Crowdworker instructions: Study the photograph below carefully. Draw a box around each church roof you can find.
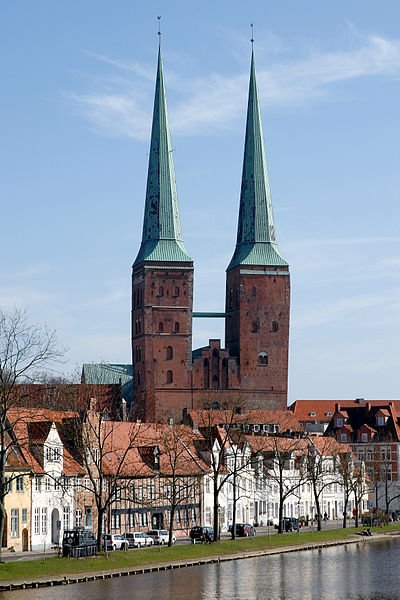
[133,45,192,266]
[228,50,287,270]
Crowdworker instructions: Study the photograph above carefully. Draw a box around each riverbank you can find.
[1,525,399,592]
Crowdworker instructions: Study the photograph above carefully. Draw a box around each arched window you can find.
[252,321,259,333]
[159,322,164,332]
[203,358,209,389]
[258,352,268,366]
[158,286,164,297]
[166,370,173,384]
[271,321,279,332]
[211,349,219,389]
[174,286,180,297]
[252,286,257,297]
[166,346,173,360]
[221,358,228,388]
[174,322,180,333]
[211,402,220,410]
[137,371,141,385]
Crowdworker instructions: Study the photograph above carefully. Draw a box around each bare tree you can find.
[0,308,65,558]
[262,436,307,534]
[156,424,204,546]
[62,398,148,551]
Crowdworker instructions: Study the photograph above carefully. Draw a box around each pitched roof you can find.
[187,409,302,432]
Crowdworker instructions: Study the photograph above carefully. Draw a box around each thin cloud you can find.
[69,32,400,139]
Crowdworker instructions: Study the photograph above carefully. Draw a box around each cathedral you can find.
[131,42,290,422]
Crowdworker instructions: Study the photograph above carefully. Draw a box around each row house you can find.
[326,401,400,513]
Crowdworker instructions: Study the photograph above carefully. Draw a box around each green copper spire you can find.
[227,50,287,270]
[134,45,192,265]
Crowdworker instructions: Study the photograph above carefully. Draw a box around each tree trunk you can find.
[213,477,219,542]
[96,506,105,552]
[231,470,237,540]
[168,504,176,547]
[0,498,5,562]
[313,480,322,531]
[278,492,284,534]
[343,497,348,528]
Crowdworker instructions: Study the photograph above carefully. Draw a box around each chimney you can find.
[121,398,127,422]
[335,403,340,413]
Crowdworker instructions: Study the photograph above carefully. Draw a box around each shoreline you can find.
[0,531,396,593]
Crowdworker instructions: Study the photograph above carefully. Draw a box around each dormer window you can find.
[377,416,385,426]
[309,412,316,417]
[361,432,368,442]
[336,417,343,428]
[325,412,332,417]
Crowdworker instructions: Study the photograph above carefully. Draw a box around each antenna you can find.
[250,23,254,49]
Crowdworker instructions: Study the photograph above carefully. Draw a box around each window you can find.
[63,506,70,530]
[94,447,99,464]
[174,322,180,333]
[11,509,19,538]
[4,477,12,493]
[147,483,155,500]
[16,475,24,492]
[76,477,82,492]
[174,286,180,297]
[159,322,164,332]
[22,508,28,523]
[205,478,211,494]
[258,352,268,365]
[205,507,212,525]
[166,345,173,360]
[137,370,141,386]
[85,447,91,464]
[341,433,347,442]
[361,432,368,442]
[53,447,61,462]
[45,477,51,492]
[129,512,135,528]
[271,321,279,332]
[102,479,107,492]
[252,321,259,333]
[158,286,164,297]
[34,508,40,535]
[54,477,61,491]
[336,418,343,428]
[41,507,48,534]
[377,416,385,426]
[167,370,173,384]
[139,512,148,527]
[75,509,82,527]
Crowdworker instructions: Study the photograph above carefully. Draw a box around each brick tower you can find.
[132,44,194,421]
[225,49,290,409]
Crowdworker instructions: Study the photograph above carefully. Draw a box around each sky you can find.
[1,1,400,405]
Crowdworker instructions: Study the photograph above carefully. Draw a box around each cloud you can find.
[69,31,400,139]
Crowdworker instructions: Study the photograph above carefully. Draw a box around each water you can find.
[2,538,400,600]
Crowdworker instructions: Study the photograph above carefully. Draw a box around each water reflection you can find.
[1,538,399,600]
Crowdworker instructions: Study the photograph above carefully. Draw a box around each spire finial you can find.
[250,23,254,49]
[157,15,162,42]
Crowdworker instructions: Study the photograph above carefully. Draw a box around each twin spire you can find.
[134,39,287,269]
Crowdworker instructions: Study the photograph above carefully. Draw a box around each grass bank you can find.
[1,524,400,583]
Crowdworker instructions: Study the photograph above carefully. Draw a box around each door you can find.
[22,528,29,551]
[51,508,60,545]
[152,513,163,529]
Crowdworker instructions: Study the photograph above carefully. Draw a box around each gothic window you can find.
[258,352,268,366]
[159,286,164,297]
[203,358,209,389]
[252,321,259,333]
[166,346,173,360]
[271,321,279,332]
[252,286,257,297]
[137,371,141,386]
[159,322,164,332]
[167,370,173,384]
[174,322,180,333]
[174,286,180,297]
[229,289,233,309]
[221,358,228,388]
[211,349,219,389]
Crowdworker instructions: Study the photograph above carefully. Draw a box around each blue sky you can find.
[2,1,400,404]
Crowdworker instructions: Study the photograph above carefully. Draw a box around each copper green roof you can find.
[134,46,192,266]
[227,51,287,271]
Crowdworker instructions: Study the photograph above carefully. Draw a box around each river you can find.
[1,537,400,599]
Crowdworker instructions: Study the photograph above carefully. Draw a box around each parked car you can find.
[147,529,176,545]
[103,534,129,551]
[123,532,152,548]
[189,526,214,543]
[282,517,299,532]
[235,523,256,537]
[62,527,97,558]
